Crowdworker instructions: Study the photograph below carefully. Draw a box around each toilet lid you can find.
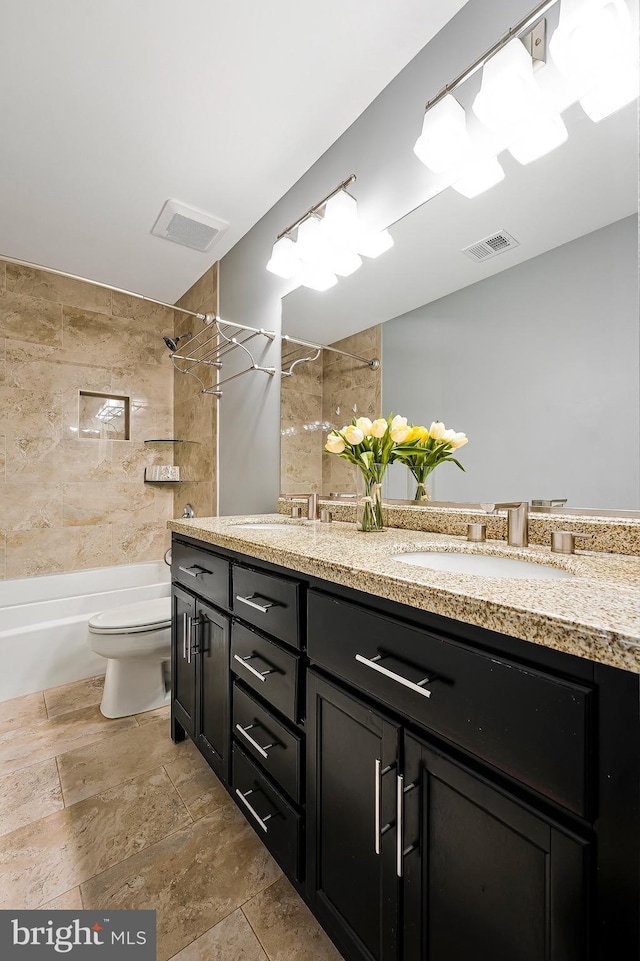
[89,597,171,635]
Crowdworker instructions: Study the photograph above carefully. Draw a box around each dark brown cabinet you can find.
[171,584,230,781]
[170,533,640,961]
[306,670,400,961]
[402,734,590,961]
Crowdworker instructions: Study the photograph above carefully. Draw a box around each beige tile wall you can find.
[172,265,218,519]
[0,260,176,578]
[279,324,382,496]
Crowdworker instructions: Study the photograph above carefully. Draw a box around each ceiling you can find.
[282,100,639,344]
[0,0,469,304]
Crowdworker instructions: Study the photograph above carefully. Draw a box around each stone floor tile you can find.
[0,767,189,909]
[44,675,104,719]
[0,758,63,837]
[243,876,344,961]
[41,886,84,910]
[81,806,281,961]
[0,692,47,734]
[164,742,233,821]
[168,908,268,961]
[57,714,192,806]
[0,704,136,777]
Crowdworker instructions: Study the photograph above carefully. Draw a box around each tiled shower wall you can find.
[0,259,176,578]
[280,324,381,495]
[172,265,218,519]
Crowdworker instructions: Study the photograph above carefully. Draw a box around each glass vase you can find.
[356,463,387,532]
[407,468,432,503]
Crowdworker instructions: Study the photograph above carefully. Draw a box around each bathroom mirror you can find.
[280,99,639,510]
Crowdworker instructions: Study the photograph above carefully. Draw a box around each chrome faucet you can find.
[481,502,529,547]
[282,492,320,520]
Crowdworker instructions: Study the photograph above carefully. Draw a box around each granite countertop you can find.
[168,514,640,674]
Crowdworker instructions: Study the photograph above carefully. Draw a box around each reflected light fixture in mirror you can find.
[266,176,394,291]
[413,0,639,194]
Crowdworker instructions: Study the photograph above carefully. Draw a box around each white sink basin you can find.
[232,523,306,531]
[393,551,574,579]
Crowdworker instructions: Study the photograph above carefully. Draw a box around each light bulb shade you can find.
[266,236,301,279]
[473,38,551,136]
[299,264,338,291]
[550,0,639,118]
[331,248,363,277]
[356,229,394,258]
[451,156,505,198]
[413,95,471,173]
[296,217,337,269]
[321,190,360,244]
[508,112,568,164]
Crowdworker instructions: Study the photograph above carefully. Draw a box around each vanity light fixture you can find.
[266,175,394,290]
[413,0,638,194]
[471,37,568,164]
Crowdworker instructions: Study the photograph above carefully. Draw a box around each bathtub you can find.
[0,561,171,702]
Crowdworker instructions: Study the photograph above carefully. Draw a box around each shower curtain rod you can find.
[0,254,276,339]
[281,334,379,369]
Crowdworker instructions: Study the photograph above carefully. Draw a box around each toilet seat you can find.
[88,597,171,635]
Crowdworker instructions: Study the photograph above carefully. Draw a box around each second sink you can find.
[393,551,574,579]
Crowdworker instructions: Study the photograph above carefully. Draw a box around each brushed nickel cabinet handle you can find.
[374,758,394,855]
[186,613,192,664]
[235,788,273,833]
[178,564,209,578]
[182,612,187,661]
[235,723,276,759]
[355,653,433,699]
[397,773,404,878]
[236,594,276,614]
[233,653,276,683]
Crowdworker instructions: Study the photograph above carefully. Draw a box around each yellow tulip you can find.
[325,433,346,454]
[355,417,373,436]
[344,425,365,445]
[370,418,388,438]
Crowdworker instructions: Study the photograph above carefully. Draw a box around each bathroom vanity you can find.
[168,515,640,961]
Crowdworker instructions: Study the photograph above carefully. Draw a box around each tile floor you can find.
[0,675,344,961]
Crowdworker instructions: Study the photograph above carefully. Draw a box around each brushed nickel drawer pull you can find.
[235,723,276,759]
[235,788,273,833]
[396,776,418,878]
[182,612,187,661]
[235,594,276,614]
[233,653,276,683]
[355,653,433,699]
[178,564,209,578]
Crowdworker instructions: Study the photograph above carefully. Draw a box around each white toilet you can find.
[88,597,172,718]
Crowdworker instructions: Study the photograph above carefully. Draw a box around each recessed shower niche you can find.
[77,390,131,440]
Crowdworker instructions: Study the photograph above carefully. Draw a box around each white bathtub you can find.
[0,561,171,702]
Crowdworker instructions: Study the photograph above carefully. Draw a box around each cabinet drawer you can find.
[233,564,301,649]
[172,540,230,611]
[233,682,302,804]
[231,621,302,723]
[308,590,593,817]
[232,744,302,882]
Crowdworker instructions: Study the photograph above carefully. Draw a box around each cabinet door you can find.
[195,599,230,782]
[307,670,400,961]
[403,734,591,961]
[171,586,196,740]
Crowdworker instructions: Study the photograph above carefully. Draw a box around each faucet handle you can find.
[551,531,593,554]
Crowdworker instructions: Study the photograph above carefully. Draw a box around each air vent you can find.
[151,200,228,252]
[462,229,519,263]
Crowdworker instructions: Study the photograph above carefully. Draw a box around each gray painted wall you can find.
[217,0,535,515]
[383,216,640,509]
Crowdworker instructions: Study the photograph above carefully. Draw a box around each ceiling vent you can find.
[151,200,228,252]
[462,229,519,263]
